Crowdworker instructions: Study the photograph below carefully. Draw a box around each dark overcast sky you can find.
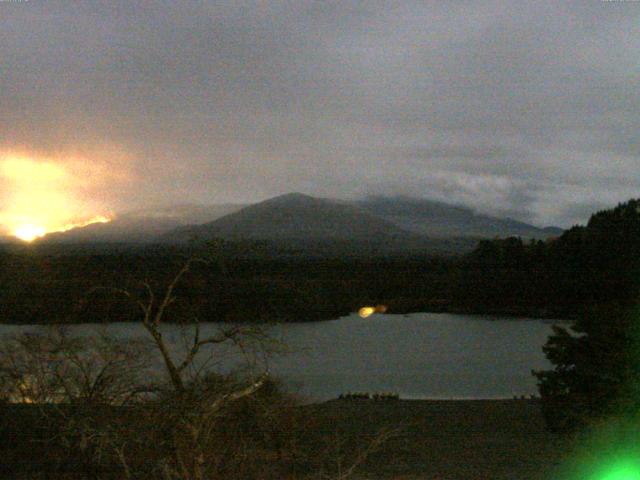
[1,1,639,227]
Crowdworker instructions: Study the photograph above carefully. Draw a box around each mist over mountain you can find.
[355,196,562,239]
[39,204,244,244]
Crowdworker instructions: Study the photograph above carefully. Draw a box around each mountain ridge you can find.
[355,195,562,239]
[162,192,419,244]
[33,193,562,247]
[37,203,245,244]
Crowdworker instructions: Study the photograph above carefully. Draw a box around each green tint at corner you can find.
[554,416,640,480]
[597,460,640,480]
[561,453,640,480]
[552,306,640,480]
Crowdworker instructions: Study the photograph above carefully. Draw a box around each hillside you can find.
[450,198,640,316]
[38,204,244,244]
[355,196,562,239]
[164,193,562,246]
[164,193,422,243]
[30,194,562,247]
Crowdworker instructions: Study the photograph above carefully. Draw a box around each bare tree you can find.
[0,325,153,477]
[0,251,400,480]
[0,326,151,405]
[74,254,274,479]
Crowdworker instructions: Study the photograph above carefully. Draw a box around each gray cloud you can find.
[1,0,639,228]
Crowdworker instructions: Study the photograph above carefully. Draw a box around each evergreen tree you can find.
[534,200,640,431]
[533,304,640,432]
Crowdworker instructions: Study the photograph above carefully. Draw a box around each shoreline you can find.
[0,308,574,326]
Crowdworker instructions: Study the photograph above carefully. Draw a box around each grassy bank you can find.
[301,399,569,479]
[1,399,571,479]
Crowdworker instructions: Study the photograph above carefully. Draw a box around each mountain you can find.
[39,204,244,244]
[354,196,562,239]
[162,193,562,253]
[163,193,419,244]
[37,193,561,249]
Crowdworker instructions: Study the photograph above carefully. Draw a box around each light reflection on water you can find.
[0,312,561,401]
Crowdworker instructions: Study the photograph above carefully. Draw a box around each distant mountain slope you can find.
[355,196,562,239]
[36,193,561,248]
[164,193,421,243]
[39,204,244,244]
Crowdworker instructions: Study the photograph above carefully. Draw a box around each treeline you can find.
[455,199,640,317]
[1,199,639,324]
[0,247,455,323]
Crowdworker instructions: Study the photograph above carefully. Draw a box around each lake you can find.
[0,313,561,401]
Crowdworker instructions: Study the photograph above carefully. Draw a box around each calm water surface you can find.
[0,313,561,401]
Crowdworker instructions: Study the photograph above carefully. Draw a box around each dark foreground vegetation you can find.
[0,399,568,480]
[1,199,640,324]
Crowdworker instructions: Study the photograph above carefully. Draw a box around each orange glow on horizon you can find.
[14,225,47,242]
[12,215,113,242]
[0,151,120,241]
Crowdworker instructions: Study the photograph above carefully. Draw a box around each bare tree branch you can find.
[176,326,244,373]
[152,258,206,327]
[204,372,270,422]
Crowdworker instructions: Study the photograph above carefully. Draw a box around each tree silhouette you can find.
[533,304,640,431]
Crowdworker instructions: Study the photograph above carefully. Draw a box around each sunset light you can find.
[14,225,46,242]
[11,215,113,242]
[0,153,115,241]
